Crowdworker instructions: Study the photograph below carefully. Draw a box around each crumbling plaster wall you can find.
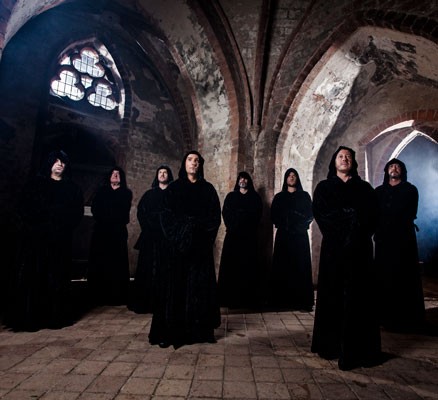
[138,0,231,200]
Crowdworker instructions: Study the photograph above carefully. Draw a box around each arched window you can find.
[50,42,124,116]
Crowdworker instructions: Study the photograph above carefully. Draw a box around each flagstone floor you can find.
[0,276,437,400]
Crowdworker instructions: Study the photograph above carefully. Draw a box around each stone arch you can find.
[189,0,253,187]
[275,15,438,195]
[269,9,438,137]
[362,112,438,266]
[273,22,438,280]
[360,110,438,186]
[276,28,438,196]
[1,0,242,199]
[1,0,251,275]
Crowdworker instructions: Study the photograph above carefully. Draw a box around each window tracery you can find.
[50,44,123,114]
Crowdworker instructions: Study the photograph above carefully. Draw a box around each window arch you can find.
[365,120,438,187]
[50,41,125,117]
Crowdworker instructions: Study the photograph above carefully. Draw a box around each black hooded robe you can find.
[217,188,262,308]
[88,184,132,305]
[130,186,169,313]
[375,180,425,331]
[5,173,84,330]
[311,175,381,369]
[270,190,314,310]
[148,160,221,347]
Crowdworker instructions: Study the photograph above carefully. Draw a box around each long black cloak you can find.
[5,156,84,331]
[375,165,424,331]
[270,189,314,310]
[311,149,381,370]
[149,154,221,348]
[130,166,174,313]
[217,174,262,308]
[88,177,132,306]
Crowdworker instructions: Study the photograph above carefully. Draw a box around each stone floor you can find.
[0,278,437,400]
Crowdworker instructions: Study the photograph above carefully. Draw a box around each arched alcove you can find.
[397,136,438,267]
[277,26,438,195]
[274,26,438,281]
[367,128,438,267]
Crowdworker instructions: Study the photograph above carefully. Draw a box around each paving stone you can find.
[0,290,437,400]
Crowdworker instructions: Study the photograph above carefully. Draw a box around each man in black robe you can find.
[217,171,262,309]
[311,146,382,371]
[149,151,221,348]
[375,158,425,332]
[269,168,314,311]
[88,167,132,306]
[5,150,84,331]
[129,165,174,313]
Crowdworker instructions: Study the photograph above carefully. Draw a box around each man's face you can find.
[238,176,248,189]
[388,163,402,179]
[157,168,169,184]
[286,171,297,187]
[185,154,200,175]
[51,158,65,177]
[110,170,121,185]
[335,149,353,174]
